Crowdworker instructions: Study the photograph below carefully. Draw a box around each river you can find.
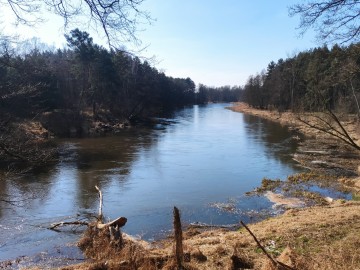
[0,103,302,266]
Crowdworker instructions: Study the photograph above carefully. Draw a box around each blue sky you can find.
[2,0,318,87]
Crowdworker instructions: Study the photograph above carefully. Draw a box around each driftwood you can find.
[96,216,127,229]
[94,185,126,247]
[95,185,127,230]
[49,185,127,235]
[240,221,295,270]
[49,221,89,230]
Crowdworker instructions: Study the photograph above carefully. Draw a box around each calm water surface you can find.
[0,103,301,262]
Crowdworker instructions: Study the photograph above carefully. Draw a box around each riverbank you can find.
[45,103,360,270]
[57,200,360,270]
[228,102,360,143]
[230,102,360,189]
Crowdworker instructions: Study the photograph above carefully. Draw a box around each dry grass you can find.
[58,103,360,270]
[229,102,360,143]
[60,201,360,269]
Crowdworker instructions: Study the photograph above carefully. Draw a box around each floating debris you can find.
[208,202,237,213]
[265,191,305,208]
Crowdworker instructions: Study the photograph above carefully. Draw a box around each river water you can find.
[0,103,302,265]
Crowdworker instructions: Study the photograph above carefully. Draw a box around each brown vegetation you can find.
[59,201,360,270]
[55,103,360,270]
[229,102,360,145]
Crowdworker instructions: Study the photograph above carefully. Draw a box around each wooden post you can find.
[173,206,183,269]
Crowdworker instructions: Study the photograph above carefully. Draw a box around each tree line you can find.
[242,43,360,115]
[197,84,242,104]
[0,29,241,126]
[0,29,242,166]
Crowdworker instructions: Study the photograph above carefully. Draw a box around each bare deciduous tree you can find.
[0,0,151,47]
[289,0,360,44]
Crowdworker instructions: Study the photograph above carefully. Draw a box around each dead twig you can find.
[240,220,295,270]
[240,221,277,266]
[49,221,88,230]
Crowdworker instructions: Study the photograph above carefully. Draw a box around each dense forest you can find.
[0,29,242,166]
[0,29,241,132]
[242,43,360,115]
[197,84,242,104]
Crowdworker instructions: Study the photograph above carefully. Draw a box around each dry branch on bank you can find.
[296,110,360,151]
[240,221,294,270]
[94,185,127,233]
[58,201,360,270]
[49,185,127,237]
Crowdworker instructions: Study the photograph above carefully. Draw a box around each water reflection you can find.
[63,131,158,211]
[242,114,299,165]
[0,103,302,261]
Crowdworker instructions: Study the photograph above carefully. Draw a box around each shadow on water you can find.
[0,128,160,262]
[72,131,159,210]
[242,114,301,165]
[0,104,310,264]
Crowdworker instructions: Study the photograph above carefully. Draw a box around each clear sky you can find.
[1,0,319,87]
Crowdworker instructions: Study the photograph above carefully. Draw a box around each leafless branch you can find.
[1,0,152,48]
[240,221,295,270]
[240,221,278,267]
[94,185,127,229]
[49,221,89,230]
[297,112,360,150]
[289,0,360,44]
